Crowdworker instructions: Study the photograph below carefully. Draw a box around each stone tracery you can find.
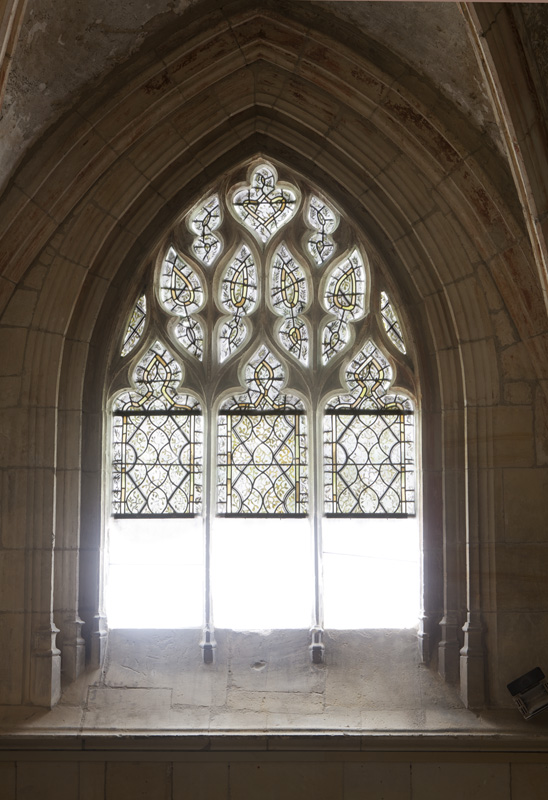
[108,160,416,651]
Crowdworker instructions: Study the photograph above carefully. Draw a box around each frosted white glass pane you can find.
[106,517,203,628]
[211,517,313,629]
[322,517,420,629]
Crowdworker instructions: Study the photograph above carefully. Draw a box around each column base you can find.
[460,616,486,708]
[30,625,61,707]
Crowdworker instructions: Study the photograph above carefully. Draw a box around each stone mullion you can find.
[310,233,325,663]
[309,401,324,664]
[201,327,216,662]
[201,397,215,663]
[201,208,239,661]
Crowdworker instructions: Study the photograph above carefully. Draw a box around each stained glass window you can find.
[380,291,406,354]
[109,159,418,633]
[231,163,298,242]
[121,294,147,357]
[159,247,205,360]
[271,243,309,364]
[322,249,366,363]
[219,243,258,362]
[112,342,202,516]
[218,347,308,516]
[307,195,338,265]
[188,194,222,265]
[324,341,414,516]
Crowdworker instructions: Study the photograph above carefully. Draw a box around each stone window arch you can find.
[104,159,419,661]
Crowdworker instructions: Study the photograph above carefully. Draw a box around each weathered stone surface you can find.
[411,763,511,800]
[173,763,229,800]
[106,762,171,800]
[16,762,79,800]
[229,760,343,800]
[511,764,548,800]
[344,763,411,800]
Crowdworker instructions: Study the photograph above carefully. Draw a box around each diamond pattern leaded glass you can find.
[121,294,147,357]
[231,164,298,243]
[271,243,310,364]
[112,342,202,515]
[307,195,338,265]
[188,194,222,266]
[218,347,308,515]
[324,341,414,515]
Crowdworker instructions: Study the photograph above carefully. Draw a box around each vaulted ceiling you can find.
[0,1,547,349]
[0,1,504,190]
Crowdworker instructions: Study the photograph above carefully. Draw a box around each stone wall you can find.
[0,0,547,740]
[1,748,547,800]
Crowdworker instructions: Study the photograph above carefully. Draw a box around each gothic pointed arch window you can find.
[106,160,419,652]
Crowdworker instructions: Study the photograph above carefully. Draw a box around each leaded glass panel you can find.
[226,346,301,410]
[219,243,258,362]
[112,410,202,515]
[112,342,202,516]
[231,163,298,242]
[324,340,414,516]
[218,411,308,515]
[220,244,257,315]
[322,318,350,364]
[307,195,338,265]
[322,249,366,363]
[219,317,247,362]
[117,341,190,410]
[188,194,222,265]
[160,248,204,316]
[174,317,204,361]
[329,339,394,410]
[271,243,309,364]
[278,317,309,364]
[121,294,147,357]
[323,409,414,515]
[159,248,205,360]
[380,291,406,354]
[218,346,308,515]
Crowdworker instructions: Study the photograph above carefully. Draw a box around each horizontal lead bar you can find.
[325,409,413,416]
